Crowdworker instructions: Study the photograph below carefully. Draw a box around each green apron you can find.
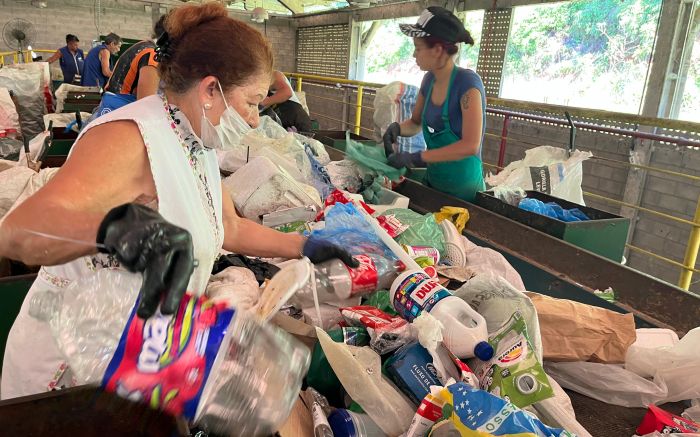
[422,67,485,202]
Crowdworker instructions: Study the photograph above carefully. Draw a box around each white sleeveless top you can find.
[1,94,224,399]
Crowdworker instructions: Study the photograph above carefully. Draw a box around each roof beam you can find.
[277,0,304,14]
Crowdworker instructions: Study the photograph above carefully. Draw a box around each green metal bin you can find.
[475,190,630,262]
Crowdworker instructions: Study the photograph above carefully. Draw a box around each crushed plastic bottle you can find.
[29,269,310,436]
[292,254,405,306]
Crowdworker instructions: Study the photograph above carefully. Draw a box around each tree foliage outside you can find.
[363,12,484,86]
[501,0,662,114]
[678,11,700,122]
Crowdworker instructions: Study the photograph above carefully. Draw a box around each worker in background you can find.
[91,16,167,118]
[46,34,84,85]
[260,70,313,132]
[0,2,355,399]
[383,7,486,202]
[81,33,122,88]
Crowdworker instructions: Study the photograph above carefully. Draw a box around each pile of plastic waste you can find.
[33,124,700,437]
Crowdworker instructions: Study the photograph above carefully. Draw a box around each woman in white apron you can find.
[0,3,354,399]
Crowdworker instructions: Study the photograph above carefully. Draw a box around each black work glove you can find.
[302,237,359,267]
[387,151,426,169]
[97,203,195,319]
[382,122,401,157]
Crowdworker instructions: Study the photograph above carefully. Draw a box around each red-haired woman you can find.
[0,3,354,398]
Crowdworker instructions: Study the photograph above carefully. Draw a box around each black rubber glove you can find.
[97,203,195,319]
[382,122,401,157]
[387,151,426,169]
[302,237,359,267]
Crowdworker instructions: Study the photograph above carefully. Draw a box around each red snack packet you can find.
[636,405,700,435]
[340,305,407,330]
[376,214,409,238]
[316,190,375,221]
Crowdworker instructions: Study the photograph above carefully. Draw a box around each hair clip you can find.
[154,31,174,62]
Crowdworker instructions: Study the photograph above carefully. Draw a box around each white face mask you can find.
[200,80,252,150]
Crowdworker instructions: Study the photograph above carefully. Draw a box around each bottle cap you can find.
[474,341,494,361]
[328,409,356,437]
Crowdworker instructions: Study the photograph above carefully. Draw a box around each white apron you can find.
[1,94,224,399]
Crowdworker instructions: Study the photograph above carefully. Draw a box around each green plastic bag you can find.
[381,208,446,256]
[362,290,399,316]
[345,134,405,182]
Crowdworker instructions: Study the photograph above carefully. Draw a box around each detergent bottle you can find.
[390,269,493,360]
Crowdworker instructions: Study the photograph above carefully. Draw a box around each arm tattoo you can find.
[460,92,471,111]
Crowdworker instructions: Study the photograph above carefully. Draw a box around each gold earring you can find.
[204,103,212,110]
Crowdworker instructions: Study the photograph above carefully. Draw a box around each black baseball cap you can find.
[400,7,473,45]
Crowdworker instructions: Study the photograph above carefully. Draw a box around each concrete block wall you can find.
[0,0,297,73]
[246,18,297,72]
[0,0,151,51]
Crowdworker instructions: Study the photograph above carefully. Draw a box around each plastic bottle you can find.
[293,254,405,306]
[29,269,310,436]
[328,409,385,437]
[389,270,494,361]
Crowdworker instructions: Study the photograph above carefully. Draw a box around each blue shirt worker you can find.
[81,33,122,88]
[46,34,85,84]
[383,7,486,202]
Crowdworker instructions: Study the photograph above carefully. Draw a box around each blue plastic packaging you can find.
[383,342,442,406]
[518,198,590,222]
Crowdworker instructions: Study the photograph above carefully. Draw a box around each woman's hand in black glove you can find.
[302,236,358,267]
[383,122,401,158]
[97,203,195,319]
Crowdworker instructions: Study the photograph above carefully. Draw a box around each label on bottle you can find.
[392,271,452,322]
[311,403,333,437]
[345,254,379,295]
[102,294,234,420]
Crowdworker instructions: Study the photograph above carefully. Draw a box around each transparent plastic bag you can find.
[544,361,669,407]
[28,268,142,384]
[381,208,446,256]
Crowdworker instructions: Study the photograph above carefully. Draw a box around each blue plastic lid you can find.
[328,409,357,437]
[474,341,494,361]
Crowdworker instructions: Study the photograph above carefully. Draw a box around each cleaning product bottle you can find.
[28,268,310,436]
[390,270,493,361]
[293,254,405,306]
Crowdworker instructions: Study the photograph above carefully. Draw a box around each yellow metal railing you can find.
[286,72,700,290]
[0,48,55,66]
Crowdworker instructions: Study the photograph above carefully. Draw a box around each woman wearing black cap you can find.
[383,7,486,202]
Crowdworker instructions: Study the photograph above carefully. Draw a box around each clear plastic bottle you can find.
[29,269,310,436]
[292,254,405,306]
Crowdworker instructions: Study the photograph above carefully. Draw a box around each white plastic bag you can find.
[373,81,426,154]
[625,328,680,378]
[462,235,526,290]
[0,87,20,131]
[532,378,593,437]
[485,146,593,205]
[547,326,700,407]
[316,329,415,435]
[0,67,45,139]
[452,270,542,362]
[545,361,668,407]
